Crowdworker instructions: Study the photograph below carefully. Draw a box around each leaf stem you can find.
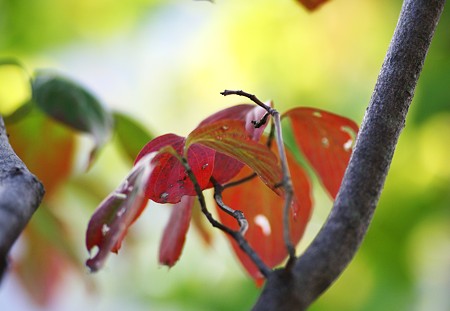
[211,178,248,235]
[221,90,296,260]
[176,155,271,277]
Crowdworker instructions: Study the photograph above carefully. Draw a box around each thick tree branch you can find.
[252,0,446,309]
[0,116,45,281]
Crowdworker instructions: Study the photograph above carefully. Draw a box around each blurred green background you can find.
[0,0,449,310]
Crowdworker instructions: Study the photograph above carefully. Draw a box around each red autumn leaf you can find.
[86,154,153,272]
[159,196,194,267]
[217,146,313,282]
[198,103,269,141]
[135,104,271,203]
[186,119,281,193]
[296,0,330,11]
[283,107,358,198]
[134,134,215,204]
[197,103,270,184]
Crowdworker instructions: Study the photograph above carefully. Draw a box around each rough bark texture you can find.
[252,0,446,310]
[0,116,45,280]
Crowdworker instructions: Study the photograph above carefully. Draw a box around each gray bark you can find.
[253,0,446,309]
[0,116,45,281]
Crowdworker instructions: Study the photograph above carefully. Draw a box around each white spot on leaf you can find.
[313,111,322,118]
[117,207,126,217]
[321,137,330,148]
[343,139,353,151]
[113,193,127,200]
[101,224,110,236]
[254,214,271,236]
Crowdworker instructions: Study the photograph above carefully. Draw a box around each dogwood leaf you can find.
[135,134,215,204]
[86,154,153,272]
[284,107,358,198]
[186,120,281,193]
[218,146,312,282]
[159,196,194,267]
[32,71,113,165]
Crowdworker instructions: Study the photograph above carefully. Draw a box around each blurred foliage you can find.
[0,0,449,310]
[0,0,164,54]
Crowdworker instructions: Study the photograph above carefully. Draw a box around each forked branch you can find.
[221,90,297,261]
[174,154,271,277]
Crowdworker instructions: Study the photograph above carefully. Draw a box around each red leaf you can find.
[296,0,330,11]
[197,104,270,184]
[186,120,282,193]
[135,134,215,204]
[218,147,313,282]
[135,104,273,203]
[284,107,358,198]
[198,104,269,141]
[86,156,153,272]
[159,196,194,267]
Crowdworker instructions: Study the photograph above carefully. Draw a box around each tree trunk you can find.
[0,116,45,281]
[252,0,446,309]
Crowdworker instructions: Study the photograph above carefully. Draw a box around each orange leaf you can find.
[218,147,312,282]
[296,0,330,11]
[284,107,358,198]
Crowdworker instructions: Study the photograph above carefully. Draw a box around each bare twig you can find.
[221,90,296,260]
[211,178,248,235]
[174,154,271,277]
[223,172,257,189]
[252,0,446,309]
[0,116,45,280]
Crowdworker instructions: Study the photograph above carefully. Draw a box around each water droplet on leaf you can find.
[313,111,322,118]
[160,192,169,202]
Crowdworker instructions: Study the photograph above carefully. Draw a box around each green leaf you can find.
[32,70,113,165]
[113,111,154,163]
[186,119,282,192]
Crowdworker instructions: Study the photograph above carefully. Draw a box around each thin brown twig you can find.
[211,178,248,235]
[223,172,257,190]
[221,90,296,260]
[175,155,271,277]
